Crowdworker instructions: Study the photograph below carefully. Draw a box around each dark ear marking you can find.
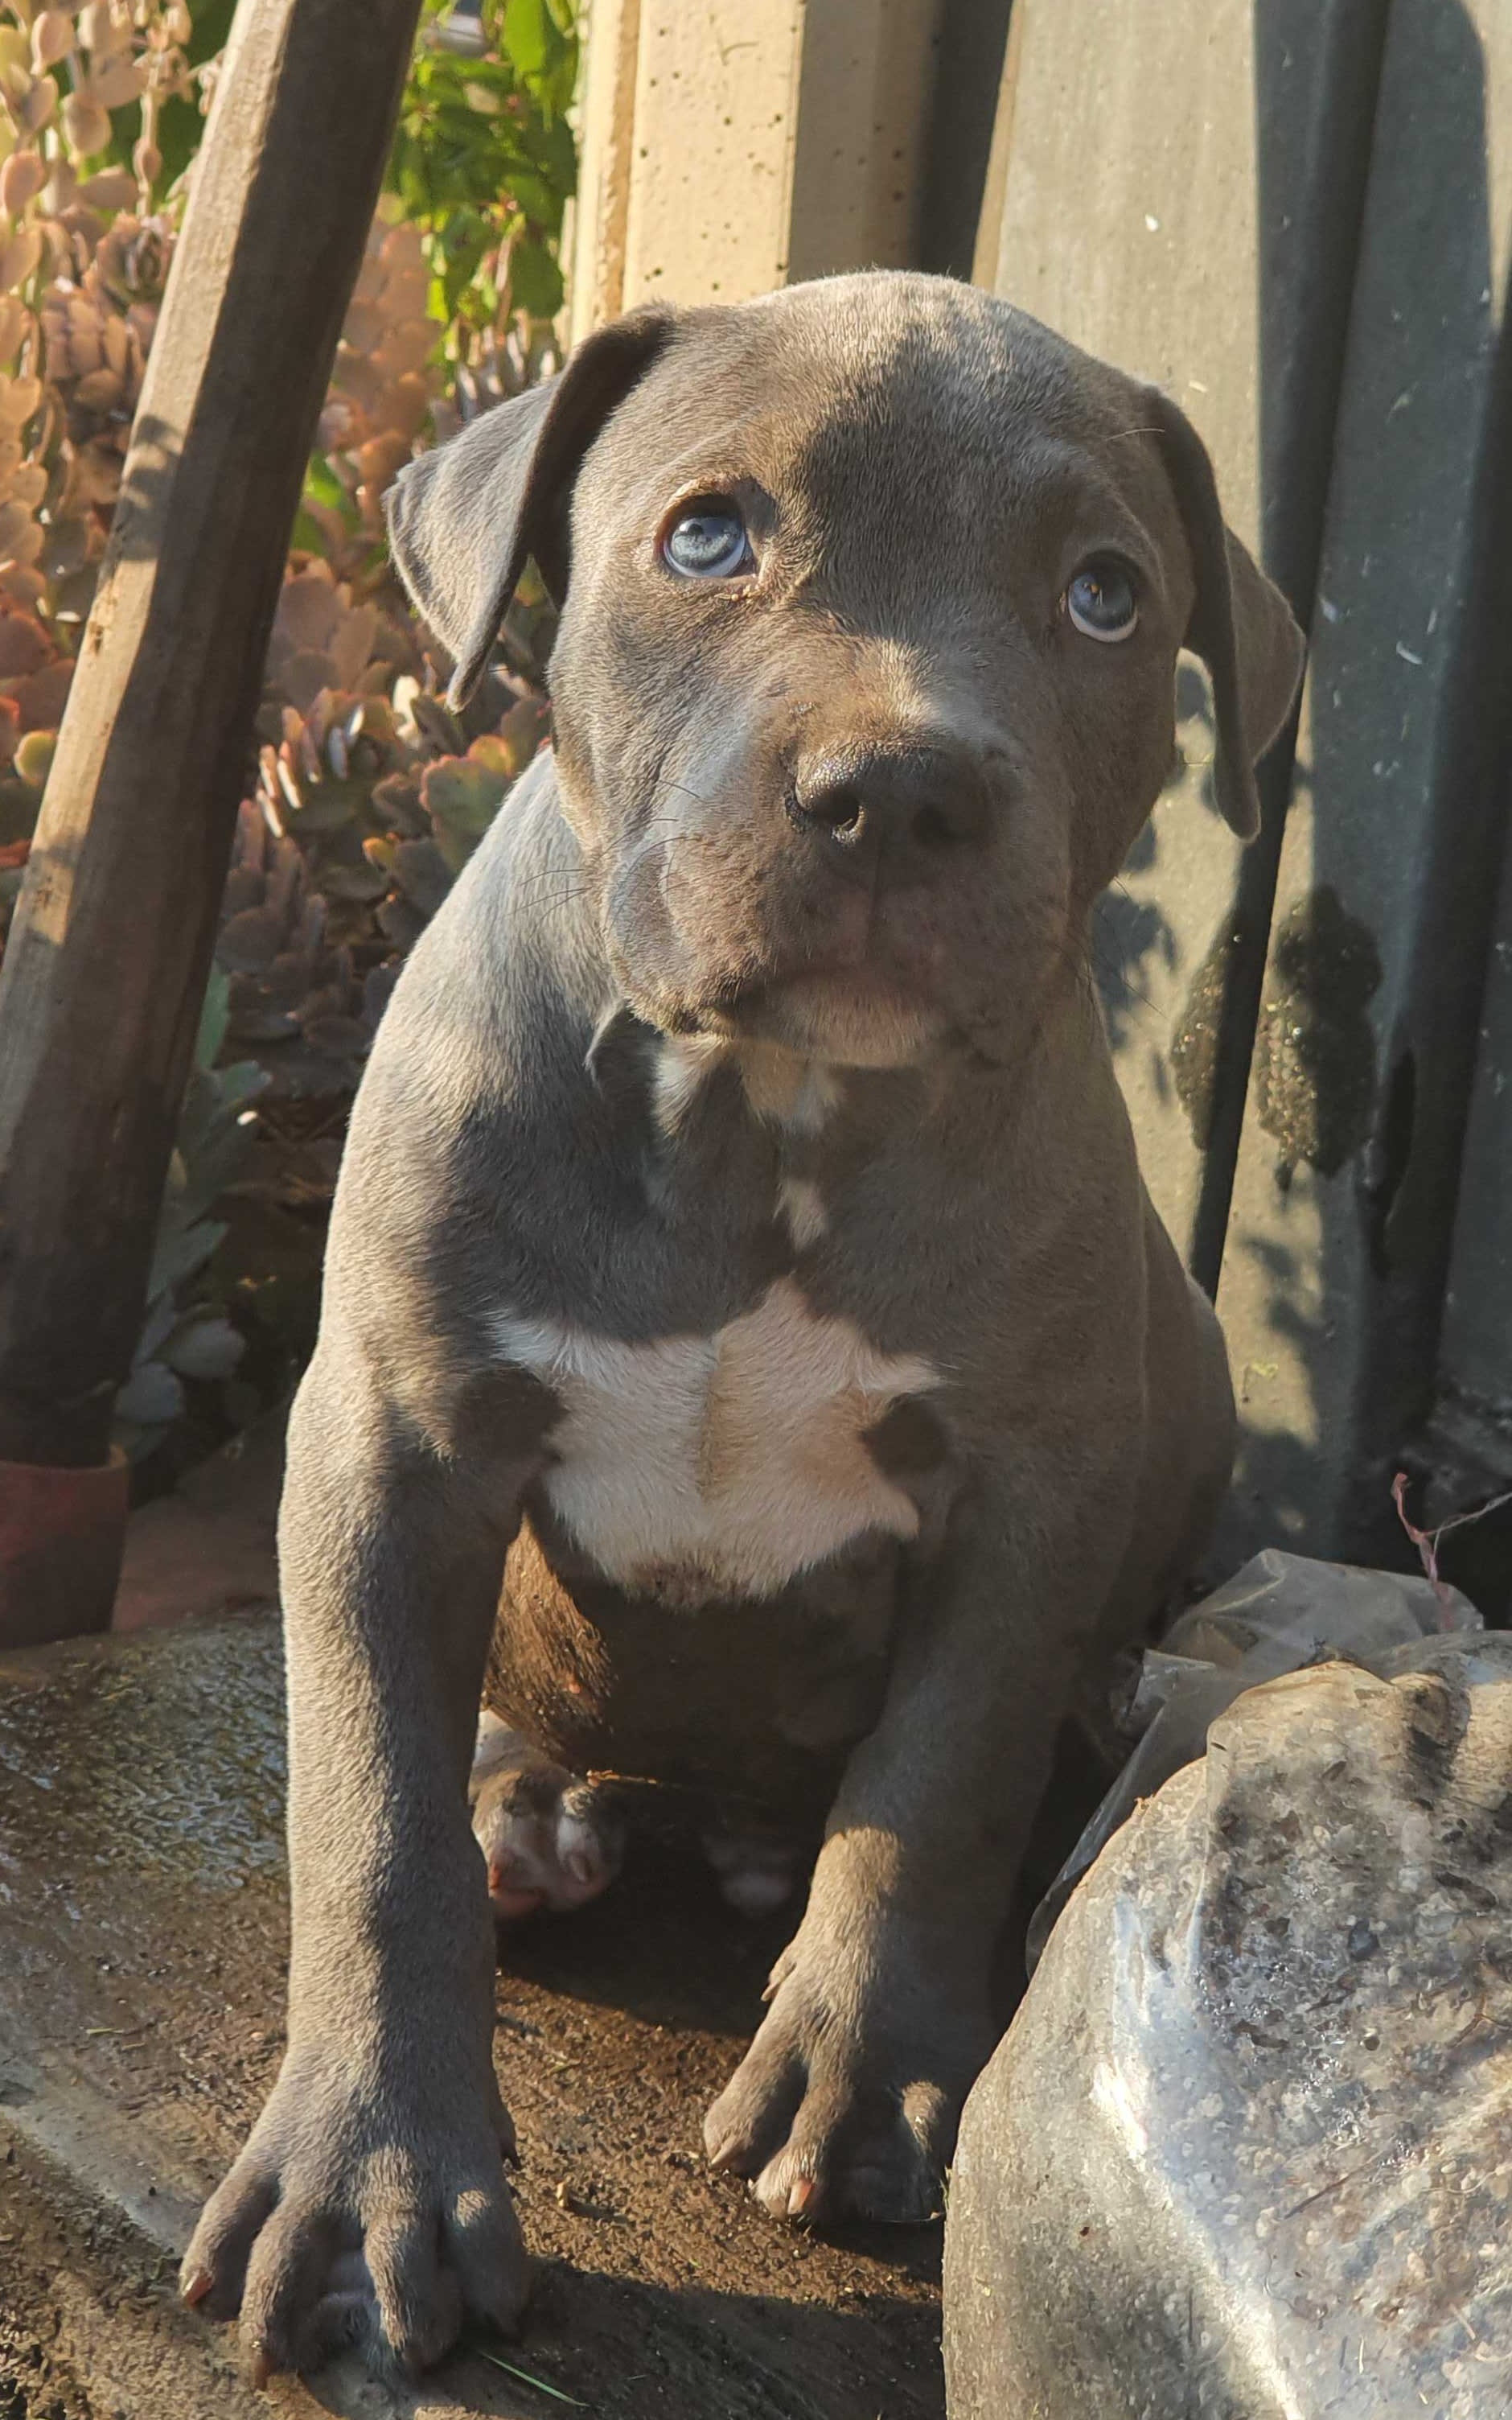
[1143,389,1305,841]
[384,305,677,705]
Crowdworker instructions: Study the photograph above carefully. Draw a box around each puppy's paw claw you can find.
[705,1964,980,2227]
[183,2056,528,2385]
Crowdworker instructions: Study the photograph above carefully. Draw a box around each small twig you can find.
[1448,1984,1493,2051]
[1391,1471,1512,1626]
[583,1766,770,1813]
[1282,2146,1390,2220]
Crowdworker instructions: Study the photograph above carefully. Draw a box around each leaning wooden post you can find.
[0,0,423,1643]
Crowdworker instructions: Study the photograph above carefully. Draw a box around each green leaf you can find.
[319,859,391,904]
[421,752,511,872]
[527,113,577,191]
[507,239,564,319]
[215,1061,269,1113]
[163,1311,246,1383]
[279,787,362,835]
[503,168,558,224]
[290,504,335,559]
[114,1360,186,1430]
[146,1216,227,1304]
[178,1109,262,1225]
[502,0,551,78]
[132,1290,179,1371]
[304,453,359,527]
[195,965,231,1069]
[175,1067,220,1165]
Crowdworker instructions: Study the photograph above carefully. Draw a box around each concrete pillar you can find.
[569,0,943,339]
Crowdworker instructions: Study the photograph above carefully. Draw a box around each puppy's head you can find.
[388,275,1303,1066]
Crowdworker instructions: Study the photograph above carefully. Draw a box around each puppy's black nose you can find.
[789,743,992,858]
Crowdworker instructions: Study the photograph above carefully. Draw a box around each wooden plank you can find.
[1214,0,1512,1563]
[0,0,424,1471]
[974,0,1386,1285]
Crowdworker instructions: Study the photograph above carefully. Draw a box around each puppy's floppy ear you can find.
[385,305,676,706]
[1143,389,1305,842]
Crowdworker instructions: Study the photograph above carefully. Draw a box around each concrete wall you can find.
[974,0,1512,1566]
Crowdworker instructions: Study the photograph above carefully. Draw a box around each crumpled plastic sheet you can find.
[945,1554,1512,2419]
[1027,1547,1483,1970]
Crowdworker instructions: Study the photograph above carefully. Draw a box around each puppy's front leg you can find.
[181,1359,528,2381]
[705,1459,1136,2225]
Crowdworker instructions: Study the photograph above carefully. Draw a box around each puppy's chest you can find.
[495,1276,943,1603]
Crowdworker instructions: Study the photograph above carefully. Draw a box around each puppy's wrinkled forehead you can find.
[569,277,1175,602]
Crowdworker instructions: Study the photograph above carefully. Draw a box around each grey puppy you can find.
[182,271,1303,2382]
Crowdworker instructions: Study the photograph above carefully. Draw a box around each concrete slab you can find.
[0,1614,943,2418]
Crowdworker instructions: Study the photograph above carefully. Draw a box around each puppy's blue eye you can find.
[1066,562,1139,641]
[663,500,751,578]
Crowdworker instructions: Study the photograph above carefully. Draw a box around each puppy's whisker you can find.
[510,880,596,915]
[1091,951,1159,1020]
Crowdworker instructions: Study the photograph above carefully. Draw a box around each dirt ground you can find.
[470,1838,946,2418]
[0,1611,945,2420]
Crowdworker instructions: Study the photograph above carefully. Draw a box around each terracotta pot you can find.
[0,1449,129,1650]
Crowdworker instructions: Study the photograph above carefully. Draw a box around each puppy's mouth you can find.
[697,961,945,1068]
[607,817,959,1066]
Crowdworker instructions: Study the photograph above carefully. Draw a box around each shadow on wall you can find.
[1095,0,1391,1309]
[1091,664,1204,1066]
[917,0,1014,278]
[1230,0,1512,1572]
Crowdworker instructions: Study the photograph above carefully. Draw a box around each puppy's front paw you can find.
[181,2048,526,2384]
[470,1719,625,1921]
[703,1951,989,2226]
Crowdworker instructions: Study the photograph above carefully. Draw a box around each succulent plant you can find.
[314,210,439,553]
[235,602,550,1067]
[0,0,574,1469]
[113,966,266,1460]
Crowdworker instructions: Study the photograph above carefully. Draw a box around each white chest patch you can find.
[495,1278,939,1603]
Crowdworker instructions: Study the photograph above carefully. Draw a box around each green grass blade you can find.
[464,2337,590,2408]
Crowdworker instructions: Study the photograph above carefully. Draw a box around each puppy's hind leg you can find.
[470,1712,626,1920]
[702,1822,805,1918]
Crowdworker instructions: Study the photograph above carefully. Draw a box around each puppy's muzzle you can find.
[787,739,995,875]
